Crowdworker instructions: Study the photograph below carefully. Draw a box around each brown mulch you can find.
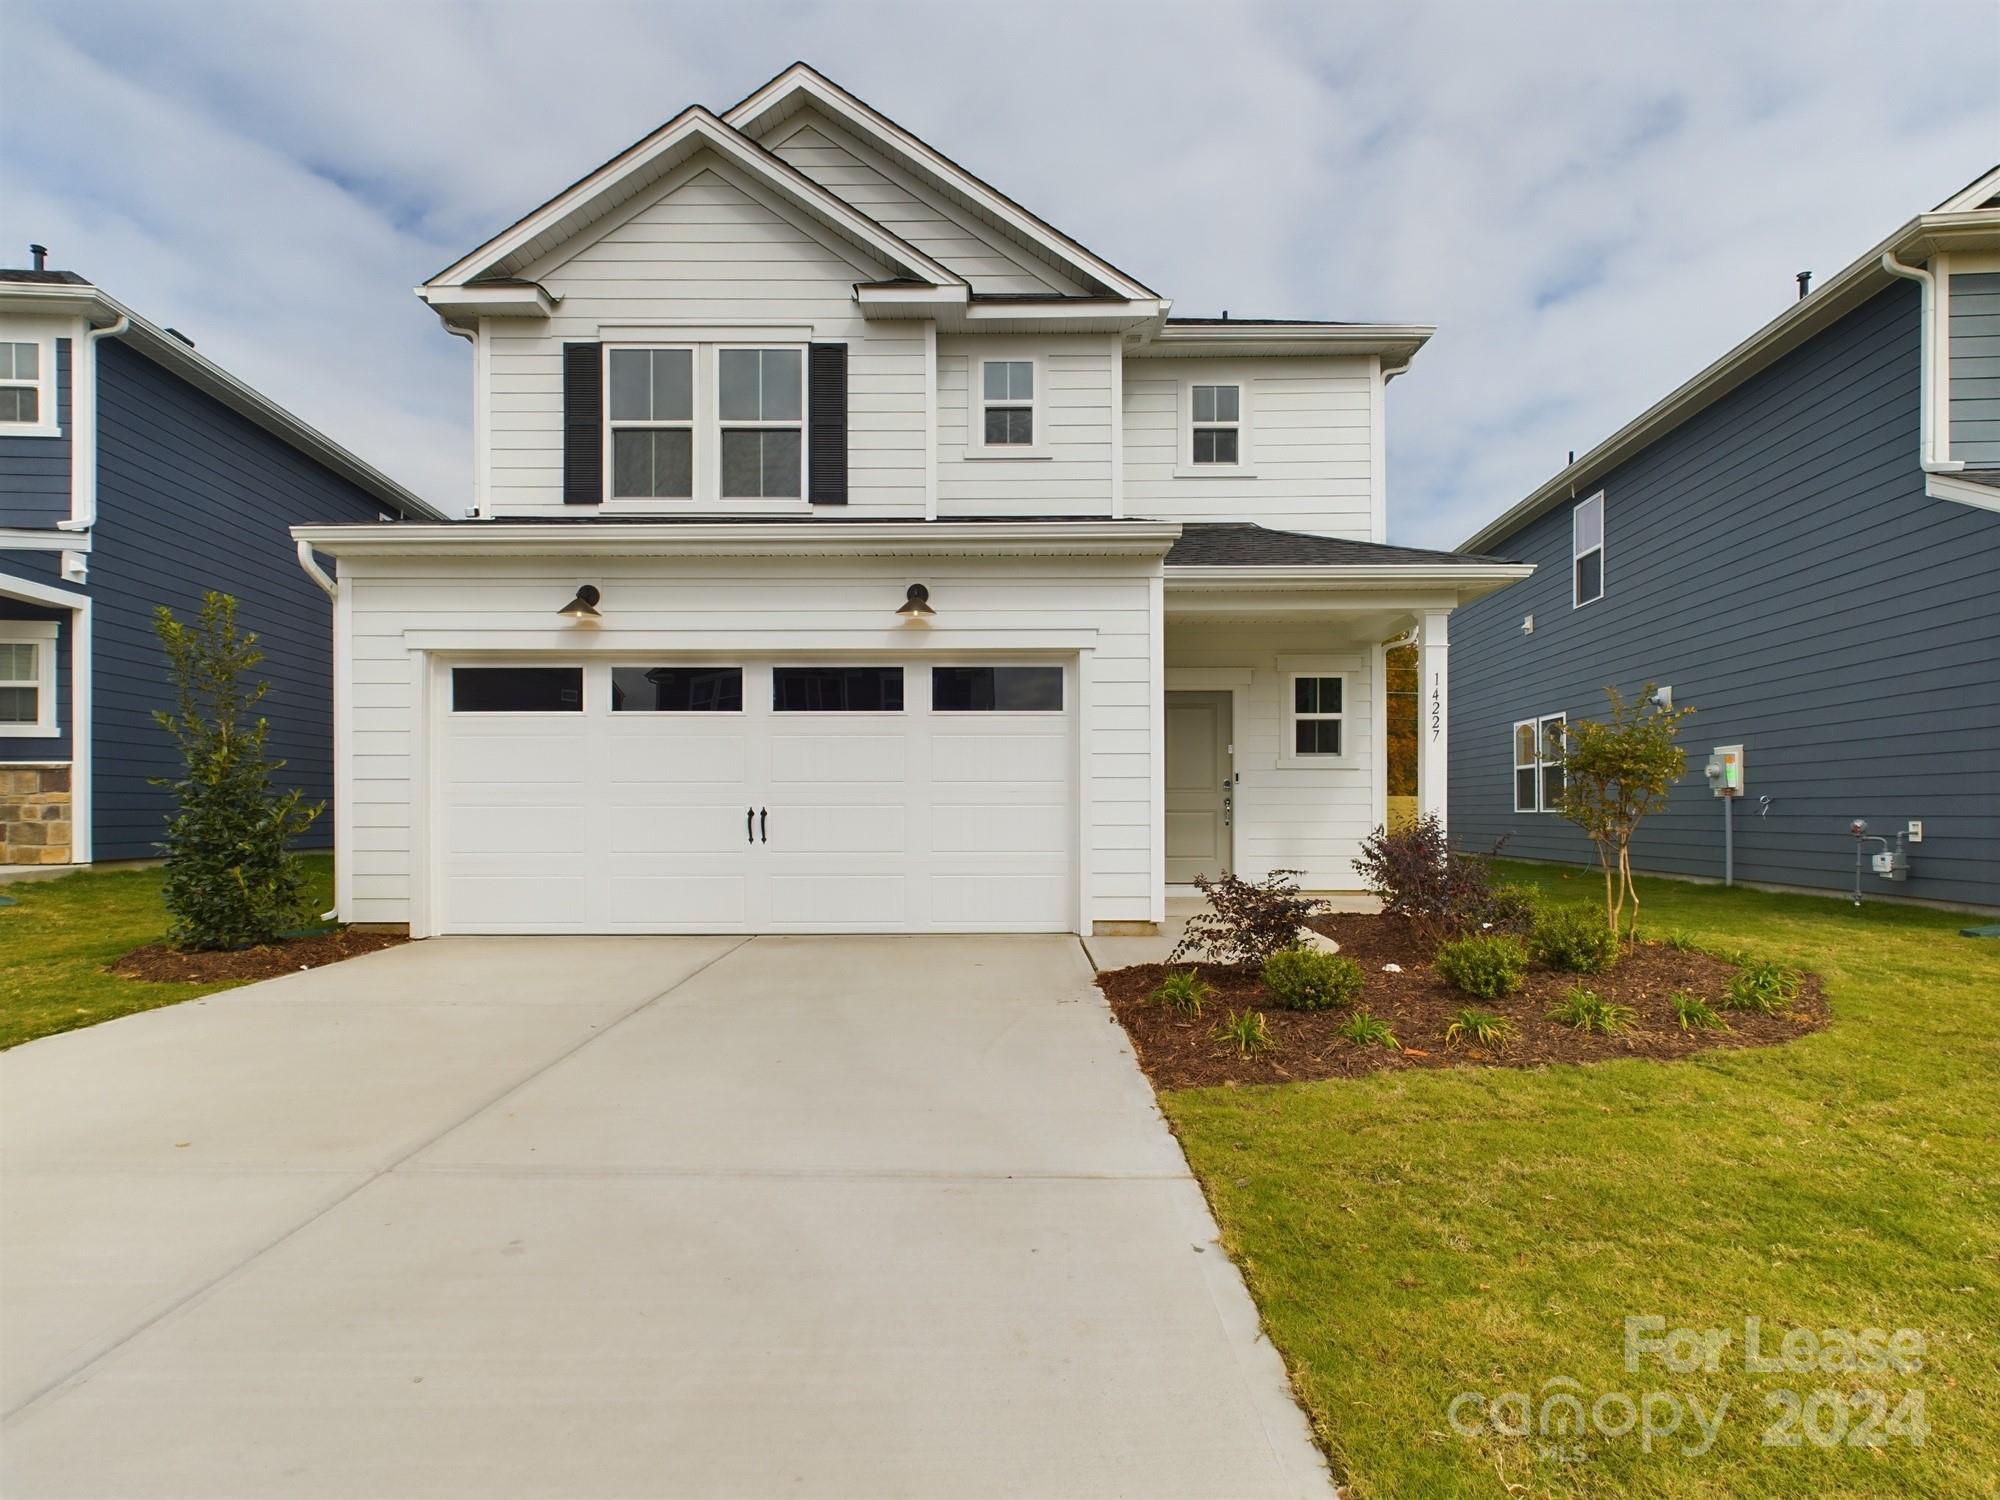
[111,928,408,984]
[1098,912,1828,1089]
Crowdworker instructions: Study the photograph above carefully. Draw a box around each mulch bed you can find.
[1098,912,1828,1089]
[111,928,408,984]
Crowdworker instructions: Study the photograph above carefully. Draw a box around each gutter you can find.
[1879,253,1963,473]
[295,539,337,597]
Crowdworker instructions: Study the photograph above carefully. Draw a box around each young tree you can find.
[1556,685,1693,942]
[152,592,323,950]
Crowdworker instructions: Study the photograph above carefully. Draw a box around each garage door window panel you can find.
[773,666,904,712]
[452,667,584,713]
[932,666,1064,712]
[611,666,743,713]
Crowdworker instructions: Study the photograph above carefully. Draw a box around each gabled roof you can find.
[722,62,1159,301]
[423,106,962,294]
[0,270,442,519]
[1459,163,2000,554]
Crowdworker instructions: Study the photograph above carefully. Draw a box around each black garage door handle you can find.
[759,807,768,843]
[746,806,754,844]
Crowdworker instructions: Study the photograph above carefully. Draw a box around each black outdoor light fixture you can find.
[895,583,935,619]
[557,584,602,621]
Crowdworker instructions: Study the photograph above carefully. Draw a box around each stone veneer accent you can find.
[1,765,73,865]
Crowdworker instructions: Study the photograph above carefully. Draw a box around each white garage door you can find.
[436,659,1075,934]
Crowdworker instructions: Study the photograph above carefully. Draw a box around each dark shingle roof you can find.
[1166,522,1517,567]
[0,269,91,286]
[1163,316,1360,327]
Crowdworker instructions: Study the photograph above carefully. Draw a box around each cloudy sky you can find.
[5,0,1996,545]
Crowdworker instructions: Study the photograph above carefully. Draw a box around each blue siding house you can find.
[1,257,439,868]
[1448,168,2000,911]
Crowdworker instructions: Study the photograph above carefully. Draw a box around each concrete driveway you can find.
[1,935,1331,1499]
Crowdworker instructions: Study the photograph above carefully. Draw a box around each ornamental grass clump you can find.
[1546,986,1636,1035]
[1724,959,1803,1015]
[1434,933,1527,1000]
[1149,968,1214,1019]
[1260,947,1364,1011]
[1213,1008,1274,1057]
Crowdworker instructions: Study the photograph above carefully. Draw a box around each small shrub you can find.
[1487,882,1543,932]
[1340,1011,1399,1049]
[1354,815,1495,945]
[1670,990,1727,1032]
[1724,959,1803,1015]
[1171,870,1327,966]
[1444,1007,1517,1049]
[1213,1008,1273,1057]
[1527,904,1620,973]
[1260,947,1364,1011]
[1434,934,1527,1000]
[1547,986,1636,1035]
[1149,969,1214,1019]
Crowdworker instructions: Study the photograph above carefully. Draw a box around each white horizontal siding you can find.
[935,336,1115,516]
[1167,622,1378,889]
[767,114,1082,296]
[486,160,926,518]
[337,555,1160,928]
[1124,356,1376,538]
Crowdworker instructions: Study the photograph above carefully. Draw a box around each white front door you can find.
[1164,691,1232,885]
[435,659,1074,934]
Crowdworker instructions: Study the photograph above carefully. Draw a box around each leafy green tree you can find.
[151,593,323,950]
[1557,685,1693,942]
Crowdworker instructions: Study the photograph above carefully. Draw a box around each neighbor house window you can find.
[0,340,47,426]
[608,347,694,499]
[0,622,58,737]
[718,347,803,498]
[1190,383,1241,465]
[978,359,1036,448]
[1573,492,1604,606]
[1512,712,1566,811]
[610,666,742,713]
[1290,674,1345,757]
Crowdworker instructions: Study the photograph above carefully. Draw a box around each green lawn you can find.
[1166,863,2000,1500]
[0,855,333,1050]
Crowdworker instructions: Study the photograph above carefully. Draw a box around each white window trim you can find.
[1282,669,1350,765]
[1511,711,1566,812]
[1573,491,1605,608]
[967,354,1048,460]
[0,620,60,738]
[0,327,61,440]
[600,340,810,510]
[1176,375,1255,477]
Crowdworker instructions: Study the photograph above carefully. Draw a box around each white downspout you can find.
[58,314,131,535]
[294,540,342,919]
[1880,253,1962,472]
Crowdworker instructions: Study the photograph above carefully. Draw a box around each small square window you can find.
[1190,382,1242,465]
[0,340,47,427]
[1289,674,1344,758]
[978,359,1037,449]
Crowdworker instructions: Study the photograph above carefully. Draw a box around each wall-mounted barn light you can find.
[557,585,602,621]
[895,583,934,619]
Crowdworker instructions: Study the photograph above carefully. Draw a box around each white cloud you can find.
[4,0,1994,539]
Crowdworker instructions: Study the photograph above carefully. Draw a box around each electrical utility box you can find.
[1705,745,1745,798]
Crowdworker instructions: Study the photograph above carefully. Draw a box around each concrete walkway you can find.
[1,935,1331,1499]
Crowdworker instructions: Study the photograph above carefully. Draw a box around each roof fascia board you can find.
[1935,165,2000,213]
[724,66,1158,301]
[1457,207,2000,554]
[416,282,558,319]
[290,519,1183,559]
[0,282,442,519]
[1166,564,1533,587]
[427,108,962,292]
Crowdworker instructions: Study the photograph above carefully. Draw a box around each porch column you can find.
[1418,609,1449,828]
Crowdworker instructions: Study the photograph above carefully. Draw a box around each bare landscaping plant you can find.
[1171,870,1327,966]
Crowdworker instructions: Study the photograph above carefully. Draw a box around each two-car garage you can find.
[436,658,1077,934]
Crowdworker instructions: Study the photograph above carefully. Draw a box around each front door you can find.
[1164,691,1232,885]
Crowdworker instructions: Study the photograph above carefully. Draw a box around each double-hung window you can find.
[1573,492,1604,606]
[718,347,803,498]
[979,359,1036,449]
[0,338,52,431]
[0,622,59,737]
[1512,713,1566,811]
[1290,674,1345,757]
[1190,383,1241,465]
[608,347,694,499]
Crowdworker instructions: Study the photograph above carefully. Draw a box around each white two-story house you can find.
[294,64,1529,937]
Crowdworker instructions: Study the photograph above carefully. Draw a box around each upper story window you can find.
[0,622,59,737]
[1573,492,1605,607]
[0,339,54,432]
[979,359,1036,448]
[605,343,803,503]
[1190,383,1241,465]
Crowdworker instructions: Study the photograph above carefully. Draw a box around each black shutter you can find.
[808,341,848,506]
[562,341,603,505]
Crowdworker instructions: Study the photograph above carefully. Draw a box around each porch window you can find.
[0,622,58,737]
[1512,713,1566,811]
[1573,492,1604,606]
[1190,383,1240,465]
[1290,674,1345,757]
